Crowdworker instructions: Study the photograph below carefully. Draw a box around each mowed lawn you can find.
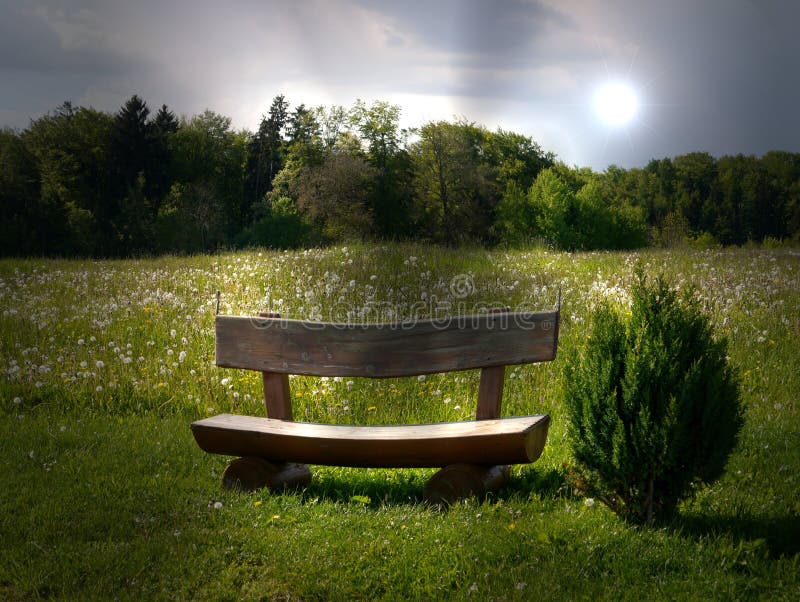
[1,244,798,600]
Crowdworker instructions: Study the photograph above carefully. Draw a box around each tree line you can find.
[2,94,799,257]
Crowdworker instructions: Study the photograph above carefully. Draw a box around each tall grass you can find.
[1,244,798,599]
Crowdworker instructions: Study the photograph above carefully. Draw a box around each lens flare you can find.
[593,82,639,126]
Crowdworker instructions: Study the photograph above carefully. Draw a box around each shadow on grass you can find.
[671,512,800,559]
[300,469,427,506]
[291,465,569,508]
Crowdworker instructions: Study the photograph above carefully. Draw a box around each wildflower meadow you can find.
[1,243,798,599]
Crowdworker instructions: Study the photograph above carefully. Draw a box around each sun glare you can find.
[593,82,639,126]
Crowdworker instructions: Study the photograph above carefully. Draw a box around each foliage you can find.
[493,180,542,246]
[2,95,800,257]
[294,152,377,241]
[564,271,743,525]
[511,167,648,250]
[235,196,308,249]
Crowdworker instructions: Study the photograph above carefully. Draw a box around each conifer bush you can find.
[564,271,743,525]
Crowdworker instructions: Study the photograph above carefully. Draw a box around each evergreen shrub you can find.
[563,271,743,525]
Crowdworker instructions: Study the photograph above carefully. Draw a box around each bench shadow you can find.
[291,465,567,508]
[669,511,800,559]
[299,468,428,506]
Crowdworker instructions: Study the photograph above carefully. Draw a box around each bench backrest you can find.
[215,310,559,421]
[216,311,559,377]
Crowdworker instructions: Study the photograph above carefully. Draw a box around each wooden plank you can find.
[476,366,505,420]
[191,414,550,468]
[215,310,559,377]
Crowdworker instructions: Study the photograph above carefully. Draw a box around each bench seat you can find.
[191,413,550,468]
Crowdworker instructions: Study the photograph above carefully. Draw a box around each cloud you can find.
[1,0,798,167]
[0,2,140,74]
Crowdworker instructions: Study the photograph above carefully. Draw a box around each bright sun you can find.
[593,82,639,126]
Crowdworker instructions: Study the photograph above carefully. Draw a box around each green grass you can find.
[1,243,799,600]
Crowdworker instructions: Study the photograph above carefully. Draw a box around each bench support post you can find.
[424,463,510,505]
[476,307,509,421]
[258,312,294,421]
[476,366,505,420]
[262,372,292,420]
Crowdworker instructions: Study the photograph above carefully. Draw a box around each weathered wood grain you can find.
[191,414,550,468]
[215,310,559,377]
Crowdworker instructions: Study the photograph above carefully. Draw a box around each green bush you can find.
[563,271,743,525]
[234,196,309,249]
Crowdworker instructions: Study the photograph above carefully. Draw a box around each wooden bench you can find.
[191,307,559,504]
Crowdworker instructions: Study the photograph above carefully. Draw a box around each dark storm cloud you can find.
[0,2,140,74]
[357,0,575,59]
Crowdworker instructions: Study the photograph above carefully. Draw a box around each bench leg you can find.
[423,463,510,505]
[222,457,312,492]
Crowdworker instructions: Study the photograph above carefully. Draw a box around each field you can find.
[1,243,799,600]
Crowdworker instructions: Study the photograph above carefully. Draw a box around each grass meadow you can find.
[1,243,799,600]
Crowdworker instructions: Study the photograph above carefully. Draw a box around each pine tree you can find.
[248,95,289,203]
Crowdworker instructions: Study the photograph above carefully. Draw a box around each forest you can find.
[2,94,799,257]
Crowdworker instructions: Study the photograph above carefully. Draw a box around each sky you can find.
[1,0,798,170]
